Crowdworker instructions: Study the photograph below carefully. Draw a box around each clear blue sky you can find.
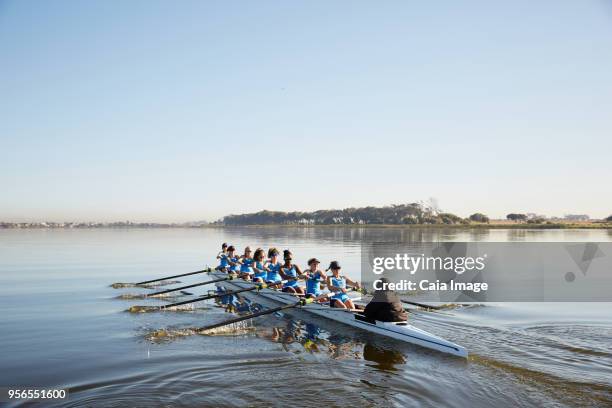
[1,0,611,222]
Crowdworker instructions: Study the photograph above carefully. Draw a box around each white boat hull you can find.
[211,271,468,358]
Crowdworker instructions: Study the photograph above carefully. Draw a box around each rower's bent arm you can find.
[345,277,360,288]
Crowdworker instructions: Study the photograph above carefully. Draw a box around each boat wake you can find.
[469,353,612,406]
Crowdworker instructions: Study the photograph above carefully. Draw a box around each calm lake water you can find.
[1,227,611,407]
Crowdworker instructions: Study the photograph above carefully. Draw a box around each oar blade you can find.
[128,305,160,313]
[197,301,301,333]
[111,267,213,288]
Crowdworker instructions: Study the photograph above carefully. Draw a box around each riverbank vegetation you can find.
[219,204,612,229]
[3,207,610,229]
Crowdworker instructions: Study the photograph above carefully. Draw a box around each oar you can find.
[159,285,263,310]
[197,300,304,332]
[147,276,231,297]
[112,267,212,288]
[128,285,264,313]
[349,286,367,295]
[400,300,442,310]
[136,268,212,285]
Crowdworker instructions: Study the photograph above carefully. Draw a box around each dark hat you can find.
[268,248,279,256]
[222,243,228,248]
[308,258,320,265]
[327,261,341,270]
[227,245,235,251]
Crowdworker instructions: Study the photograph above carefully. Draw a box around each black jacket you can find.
[363,289,408,322]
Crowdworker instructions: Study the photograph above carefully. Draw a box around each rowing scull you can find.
[210,270,468,358]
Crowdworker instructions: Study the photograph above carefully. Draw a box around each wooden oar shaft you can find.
[198,301,301,332]
[136,268,209,285]
[148,277,228,297]
[160,286,259,309]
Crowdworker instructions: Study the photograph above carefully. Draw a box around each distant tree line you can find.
[221,203,475,225]
[219,205,609,226]
[505,213,549,224]
[505,213,601,224]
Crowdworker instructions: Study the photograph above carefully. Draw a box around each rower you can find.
[215,243,229,271]
[326,261,360,309]
[280,254,304,295]
[304,258,327,301]
[251,248,267,283]
[265,248,283,287]
[363,278,408,322]
[226,246,240,274]
[238,246,254,279]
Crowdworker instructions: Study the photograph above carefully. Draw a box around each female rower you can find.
[238,247,254,279]
[265,248,283,287]
[326,261,360,309]
[304,258,327,301]
[226,246,240,274]
[215,243,229,271]
[280,254,304,295]
[251,248,268,283]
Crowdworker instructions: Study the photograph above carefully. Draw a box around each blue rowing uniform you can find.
[306,271,324,296]
[240,257,254,274]
[252,261,267,281]
[218,254,229,269]
[266,261,282,283]
[228,256,240,273]
[330,276,349,303]
[282,265,298,288]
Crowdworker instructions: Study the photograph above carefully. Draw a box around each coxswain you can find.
[363,277,408,322]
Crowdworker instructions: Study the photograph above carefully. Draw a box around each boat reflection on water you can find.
[212,294,407,370]
[362,344,406,371]
[258,317,406,370]
[137,292,409,371]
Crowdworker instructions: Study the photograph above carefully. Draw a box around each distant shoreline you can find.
[5,202,609,230]
[217,222,612,229]
[2,222,611,230]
